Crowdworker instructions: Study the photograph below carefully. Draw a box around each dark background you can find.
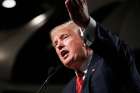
[0,0,140,93]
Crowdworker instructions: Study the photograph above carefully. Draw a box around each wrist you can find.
[83,17,96,46]
[82,16,90,28]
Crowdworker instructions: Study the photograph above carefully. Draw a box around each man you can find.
[50,0,140,93]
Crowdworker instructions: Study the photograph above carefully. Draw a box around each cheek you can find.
[64,38,85,57]
[55,49,61,58]
[68,42,83,56]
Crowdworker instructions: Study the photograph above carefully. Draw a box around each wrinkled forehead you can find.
[50,21,80,41]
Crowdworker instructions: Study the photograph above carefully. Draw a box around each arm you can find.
[65,0,140,92]
[65,0,125,60]
[88,18,140,93]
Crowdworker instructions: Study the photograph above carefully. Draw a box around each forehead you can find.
[50,22,80,40]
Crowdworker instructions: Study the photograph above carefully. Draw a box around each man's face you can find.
[51,23,86,69]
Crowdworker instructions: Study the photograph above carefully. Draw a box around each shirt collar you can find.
[75,51,93,77]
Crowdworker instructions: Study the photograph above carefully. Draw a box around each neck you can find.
[77,48,93,72]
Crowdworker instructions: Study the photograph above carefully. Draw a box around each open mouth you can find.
[61,50,69,59]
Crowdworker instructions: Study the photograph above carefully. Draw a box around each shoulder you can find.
[62,77,76,93]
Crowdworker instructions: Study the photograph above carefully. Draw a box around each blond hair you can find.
[50,21,84,39]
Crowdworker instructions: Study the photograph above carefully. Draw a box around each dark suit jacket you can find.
[62,23,140,93]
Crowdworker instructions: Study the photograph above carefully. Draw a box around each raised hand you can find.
[65,0,90,28]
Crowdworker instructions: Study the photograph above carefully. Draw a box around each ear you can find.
[81,38,87,48]
[83,42,86,47]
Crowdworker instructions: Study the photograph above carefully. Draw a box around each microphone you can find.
[36,65,62,93]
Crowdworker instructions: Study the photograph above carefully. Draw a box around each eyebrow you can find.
[60,33,69,39]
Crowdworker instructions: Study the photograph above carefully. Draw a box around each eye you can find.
[52,34,70,48]
[61,34,69,40]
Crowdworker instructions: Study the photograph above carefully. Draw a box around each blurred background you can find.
[0,0,140,93]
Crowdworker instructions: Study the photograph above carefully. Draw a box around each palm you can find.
[65,0,90,28]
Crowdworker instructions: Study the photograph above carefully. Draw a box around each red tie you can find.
[76,73,84,93]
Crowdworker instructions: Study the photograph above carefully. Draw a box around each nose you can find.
[57,40,64,50]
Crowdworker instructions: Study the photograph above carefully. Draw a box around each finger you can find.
[73,0,79,6]
[83,0,88,7]
[83,0,87,4]
[65,0,69,5]
[65,0,75,19]
[76,0,85,9]
[66,0,83,9]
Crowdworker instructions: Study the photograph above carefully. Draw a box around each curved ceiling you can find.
[0,0,48,30]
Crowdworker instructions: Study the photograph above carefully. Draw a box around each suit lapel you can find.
[83,54,100,93]
[69,77,76,93]
[63,77,76,93]
[82,54,98,93]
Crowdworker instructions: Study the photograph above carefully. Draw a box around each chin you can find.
[62,56,75,67]
[63,60,71,67]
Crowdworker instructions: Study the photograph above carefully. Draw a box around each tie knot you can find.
[77,71,84,80]
[78,73,84,78]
